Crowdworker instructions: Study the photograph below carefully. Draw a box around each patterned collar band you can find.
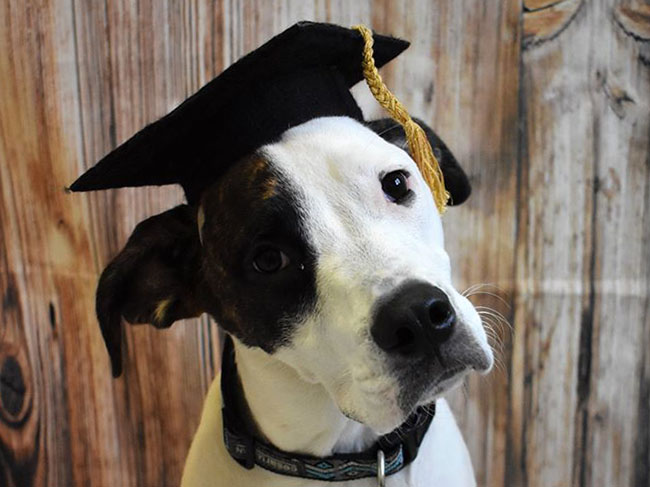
[220,335,435,482]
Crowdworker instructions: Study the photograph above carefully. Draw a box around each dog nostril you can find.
[429,301,452,328]
[428,299,455,341]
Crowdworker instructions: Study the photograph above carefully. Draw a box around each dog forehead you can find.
[261,116,417,191]
[260,116,444,268]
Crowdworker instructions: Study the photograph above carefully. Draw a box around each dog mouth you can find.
[415,365,469,405]
[393,351,483,418]
[432,365,468,384]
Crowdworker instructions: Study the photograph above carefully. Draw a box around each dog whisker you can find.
[464,290,511,309]
[482,323,509,344]
[476,309,512,333]
[485,331,506,358]
[461,282,506,298]
[476,311,510,329]
[482,326,499,341]
[461,282,487,297]
[477,310,509,327]
[479,315,505,341]
[461,282,487,296]
[475,306,509,323]
[484,331,505,352]
[488,342,508,377]
[493,359,507,377]
[481,319,505,343]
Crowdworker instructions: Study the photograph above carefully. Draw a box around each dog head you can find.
[97,116,492,434]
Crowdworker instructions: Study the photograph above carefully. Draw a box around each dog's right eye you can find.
[252,247,290,273]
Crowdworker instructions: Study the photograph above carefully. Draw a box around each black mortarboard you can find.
[70,21,409,204]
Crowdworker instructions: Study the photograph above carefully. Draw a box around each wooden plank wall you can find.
[0,1,647,486]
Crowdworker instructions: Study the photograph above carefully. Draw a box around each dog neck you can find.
[232,338,379,458]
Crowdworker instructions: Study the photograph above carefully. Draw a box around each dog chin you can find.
[337,386,407,435]
[345,380,447,435]
[355,408,407,436]
[338,347,493,434]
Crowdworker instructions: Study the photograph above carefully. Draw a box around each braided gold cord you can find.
[353,24,449,213]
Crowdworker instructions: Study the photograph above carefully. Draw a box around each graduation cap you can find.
[70,22,417,204]
[70,22,455,211]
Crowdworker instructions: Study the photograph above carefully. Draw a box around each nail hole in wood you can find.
[49,302,56,330]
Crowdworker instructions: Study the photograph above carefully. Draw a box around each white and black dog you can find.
[96,116,493,486]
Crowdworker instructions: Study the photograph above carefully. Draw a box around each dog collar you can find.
[220,335,435,482]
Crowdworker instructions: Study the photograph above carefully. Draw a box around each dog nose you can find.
[372,282,456,357]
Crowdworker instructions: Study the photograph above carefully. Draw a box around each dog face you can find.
[96,116,492,433]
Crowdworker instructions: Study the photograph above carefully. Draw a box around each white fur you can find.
[182,117,492,486]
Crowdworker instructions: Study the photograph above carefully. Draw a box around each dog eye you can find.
[252,247,290,273]
[381,170,410,203]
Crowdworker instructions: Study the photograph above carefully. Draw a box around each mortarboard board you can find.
[69,21,410,204]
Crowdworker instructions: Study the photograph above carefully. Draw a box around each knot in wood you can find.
[0,356,25,421]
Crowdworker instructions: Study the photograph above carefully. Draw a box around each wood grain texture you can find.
[516,1,650,486]
[585,3,650,486]
[0,1,647,486]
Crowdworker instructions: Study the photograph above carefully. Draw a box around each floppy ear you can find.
[366,118,471,205]
[96,204,206,377]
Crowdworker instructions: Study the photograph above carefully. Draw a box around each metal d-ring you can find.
[377,449,386,487]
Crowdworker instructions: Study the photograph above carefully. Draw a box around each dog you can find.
[96,115,493,486]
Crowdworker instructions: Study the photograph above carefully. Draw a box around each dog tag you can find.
[377,449,386,487]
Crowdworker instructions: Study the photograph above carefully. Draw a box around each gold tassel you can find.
[352,24,449,214]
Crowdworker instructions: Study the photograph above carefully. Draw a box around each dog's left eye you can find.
[252,247,290,273]
[381,170,410,203]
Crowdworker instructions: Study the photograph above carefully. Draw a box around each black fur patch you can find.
[95,154,317,375]
[199,154,318,352]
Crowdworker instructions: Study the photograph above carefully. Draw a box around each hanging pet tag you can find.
[377,449,386,487]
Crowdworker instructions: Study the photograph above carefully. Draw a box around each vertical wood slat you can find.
[516,1,595,484]
[586,2,649,486]
[1,1,90,485]
[517,1,650,486]
[0,1,647,486]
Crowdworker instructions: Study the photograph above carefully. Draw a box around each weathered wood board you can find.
[0,1,647,486]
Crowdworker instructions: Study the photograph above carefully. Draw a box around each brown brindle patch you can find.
[262,176,278,200]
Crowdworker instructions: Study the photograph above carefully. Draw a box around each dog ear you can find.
[366,118,471,205]
[96,204,206,377]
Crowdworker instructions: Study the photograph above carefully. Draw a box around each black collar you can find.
[220,335,435,481]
